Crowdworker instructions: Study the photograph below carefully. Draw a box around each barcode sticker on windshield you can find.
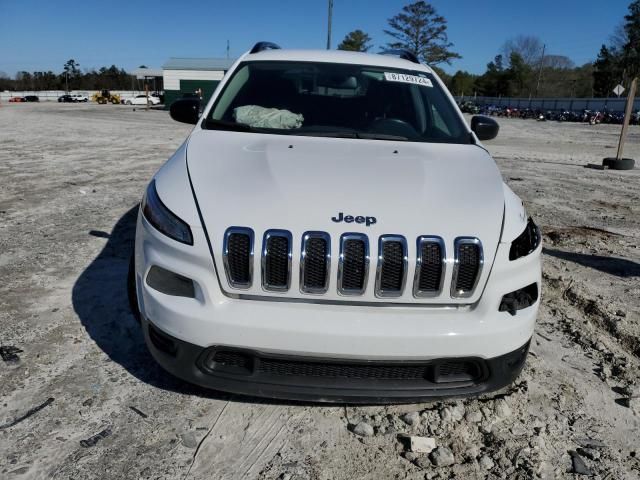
[384,72,433,87]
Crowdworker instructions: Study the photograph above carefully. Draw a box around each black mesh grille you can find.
[258,358,429,380]
[418,242,443,292]
[213,351,252,369]
[455,243,480,292]
[227,233,251,285]
[379,241,405,292]
[303,237,329,290]
[264,235,289,288]
[341,238,367,292]
[436,361,480,383]
[202,349,485,385]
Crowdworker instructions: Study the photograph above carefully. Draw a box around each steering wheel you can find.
[368,117,419,139]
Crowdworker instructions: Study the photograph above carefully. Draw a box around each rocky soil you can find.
[0,103,639,479]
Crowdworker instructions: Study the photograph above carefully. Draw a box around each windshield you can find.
[204,61,470,144]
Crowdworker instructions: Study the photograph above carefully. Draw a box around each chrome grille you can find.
[223,227,254,289]
[451,238,483,298]
[413,236,446,297]
[338,233,369,295]
[300,232,331,294]
[221,230,483,299]
[375,235,407,298]
[261,230,292,291]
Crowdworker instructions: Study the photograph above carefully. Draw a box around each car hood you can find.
[186,129,505,304]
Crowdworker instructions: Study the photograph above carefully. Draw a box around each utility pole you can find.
[226,40,230,59]
[326,0,333,50]
[535,44,546,97]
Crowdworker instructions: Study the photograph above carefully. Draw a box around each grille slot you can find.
[261,230,292,292]
[300,232,331,294]
[375,236,407,297]
[223,227,254,289]
[451,238,483,298]
[338,234,369,295]
[414,237,445,297]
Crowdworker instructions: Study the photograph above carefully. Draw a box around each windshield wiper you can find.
[289,130,358,138]
[204,120,409,141]
[204,118,256,132]
[356,133,409,141]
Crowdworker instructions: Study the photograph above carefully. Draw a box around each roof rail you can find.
[380,49,420,64]
[250,42,282,54]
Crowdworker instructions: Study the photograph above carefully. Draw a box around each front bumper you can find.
[143,316,530,403]
[135,212,541,361]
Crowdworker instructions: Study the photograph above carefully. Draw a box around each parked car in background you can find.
[71,94,88,102]
[58,94,74,103]
[9,97,25,102]
[24,95,39,102]
[122,94,161,106]
[151,92,165,104]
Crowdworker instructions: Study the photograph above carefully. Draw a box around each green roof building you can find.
[162,57,236,108]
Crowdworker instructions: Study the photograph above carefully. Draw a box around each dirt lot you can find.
[0,103,639,480]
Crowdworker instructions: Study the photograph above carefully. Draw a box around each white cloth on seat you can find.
[233,105,304,129]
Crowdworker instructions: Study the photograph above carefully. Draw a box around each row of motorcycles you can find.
[459,101,640,125]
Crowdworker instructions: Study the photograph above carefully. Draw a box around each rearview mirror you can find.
[470,115,499,141]
[170,99,201,125]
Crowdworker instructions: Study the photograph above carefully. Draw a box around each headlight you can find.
[509,217,540,260]
[142,180,193,245]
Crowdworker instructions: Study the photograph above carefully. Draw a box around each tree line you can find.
[337,0,640,98]
[3,1,638,98]
[0,59,136,92]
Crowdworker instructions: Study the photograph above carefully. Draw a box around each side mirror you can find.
[169,99,201,125]
[470,115,499,141]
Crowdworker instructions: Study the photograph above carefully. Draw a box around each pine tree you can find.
[593,45,622,96]
[621,0,640,79]
[384,1,461,65]
[337,30,373,52]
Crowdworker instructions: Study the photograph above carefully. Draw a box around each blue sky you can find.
[0,0,631,77]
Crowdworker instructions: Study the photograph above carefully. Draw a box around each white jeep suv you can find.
[129,42,542,402]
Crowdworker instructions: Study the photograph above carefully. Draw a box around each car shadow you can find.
[71,206,344,406]
[543,247,640,278]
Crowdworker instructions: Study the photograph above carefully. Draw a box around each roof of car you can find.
[243,49,434,73]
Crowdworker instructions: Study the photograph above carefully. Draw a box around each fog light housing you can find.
[146,265,195,298]
[499,283,538,316]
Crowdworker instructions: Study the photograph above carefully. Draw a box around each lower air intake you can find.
[199,348,485,385]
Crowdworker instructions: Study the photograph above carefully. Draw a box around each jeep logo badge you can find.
[331,212,377,227]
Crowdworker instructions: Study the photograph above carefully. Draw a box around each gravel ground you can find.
[0,103,639,480]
